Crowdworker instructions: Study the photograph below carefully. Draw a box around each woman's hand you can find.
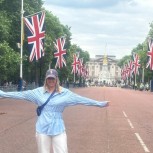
[105,101,110,107]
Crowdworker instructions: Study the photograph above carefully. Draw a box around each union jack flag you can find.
[24,11,46,62]
[82,65,89,79]
[146,38,153,70]
[121,68,124,80]
[122,65,127,80]
[71,53,80,74]
[84,67,89,78]
[125,64,129,79]
[133,54,141,75]
[127,60,133,78]
[77,58,83,76]
[54,37,67,69]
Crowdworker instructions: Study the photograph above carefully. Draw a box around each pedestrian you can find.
[134,83,138,90]
[17,77,22,91]
[66,80,69,89]
[145,82,149,91]
[0,69,109,153]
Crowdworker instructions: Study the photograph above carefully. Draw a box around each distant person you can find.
[145,82,149,91]
[132,81,134,89]
[66,80,69,88]
[73,81,75,88]
[17,77,22,91]
[0,69,109,153]
[139,83,144,91]
[23,80,27,90]
[134,83,137,90]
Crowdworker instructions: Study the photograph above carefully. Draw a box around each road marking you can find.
[123,111,134,128]
[127,119,134,129]
[123,111,128,118]
[122,111,150,152]
[135,133,150,152]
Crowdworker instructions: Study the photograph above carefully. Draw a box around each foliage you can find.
[117,55,131,67]
[0,41,20,84]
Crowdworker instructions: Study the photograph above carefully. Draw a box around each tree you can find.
[117,55,131,67]
[0,41,20,84]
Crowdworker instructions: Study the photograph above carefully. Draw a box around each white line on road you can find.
[135,133,150,152]
[127,119,134,129]
[123,111,128,118]
[122,111,150,152]
[123,111,134,128]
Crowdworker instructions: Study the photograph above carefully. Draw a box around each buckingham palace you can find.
[86,55,121,85]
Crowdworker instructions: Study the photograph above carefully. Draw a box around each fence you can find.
[0,84,37,92]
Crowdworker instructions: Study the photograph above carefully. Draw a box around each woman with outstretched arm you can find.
[0,69,109,153]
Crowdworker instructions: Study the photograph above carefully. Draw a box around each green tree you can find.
[0,41,20,84]
[118,55,131,67]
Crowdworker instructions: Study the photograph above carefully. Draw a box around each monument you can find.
[98,54,111,84]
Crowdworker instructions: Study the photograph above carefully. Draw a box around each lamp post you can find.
[142,66,144,83]
[18,0,24,91]
[20,0,24,79]
[49,62,51,69]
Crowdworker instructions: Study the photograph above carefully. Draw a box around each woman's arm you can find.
[0,89,39,104]
[66,90,109,107]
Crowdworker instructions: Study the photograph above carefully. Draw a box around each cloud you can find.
[44,0,126,8]
[43,0,153,59]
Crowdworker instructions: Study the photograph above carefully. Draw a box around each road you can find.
[0,87,153,153]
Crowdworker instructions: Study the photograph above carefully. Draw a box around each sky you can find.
[43,0,153,59]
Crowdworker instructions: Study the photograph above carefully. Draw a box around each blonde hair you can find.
[44,77,62,93]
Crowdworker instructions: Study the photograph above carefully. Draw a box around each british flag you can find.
[82,65,89,79]
[77,58,83,76]
[24,11,46,62]
[71,53,80,74]
[146,38,153,70]
[127,60,133,78]
[121,68,125,80]
[133,54,141,75]
[125,64,129,79]
[123,65,127,80]
[54,37,67,69]
[84,67,89,78]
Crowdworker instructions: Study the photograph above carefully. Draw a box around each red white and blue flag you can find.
[82,65,89,79]
[127,60,133,78]
[122,65,127,80]
[146,38,153,70]
[125,64,129,79]
[71,53,80,74]
[121,68,125,80]
[24,11,46,62]
[54,37,67,69]
[133,54,141,75]
[84,67,89,78]
[77,58,83,76]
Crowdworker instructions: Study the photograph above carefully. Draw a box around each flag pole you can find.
[74,72,75,83]
[20,0,24,80]
[142,66,144,83]
[135,73,137,89]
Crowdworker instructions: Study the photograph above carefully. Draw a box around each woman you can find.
[0,69,109,153]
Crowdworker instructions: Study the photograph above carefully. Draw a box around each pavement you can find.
[0,87,153,153]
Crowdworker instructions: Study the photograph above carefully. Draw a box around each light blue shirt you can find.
[0,87,108,136]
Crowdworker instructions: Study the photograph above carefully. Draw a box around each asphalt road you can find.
[0,87,153,153]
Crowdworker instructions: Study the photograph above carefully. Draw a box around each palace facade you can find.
[86,55,121,85]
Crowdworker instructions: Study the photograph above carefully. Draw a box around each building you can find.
[86,55,121,85]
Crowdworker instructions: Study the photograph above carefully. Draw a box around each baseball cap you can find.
[46,69,58,79]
